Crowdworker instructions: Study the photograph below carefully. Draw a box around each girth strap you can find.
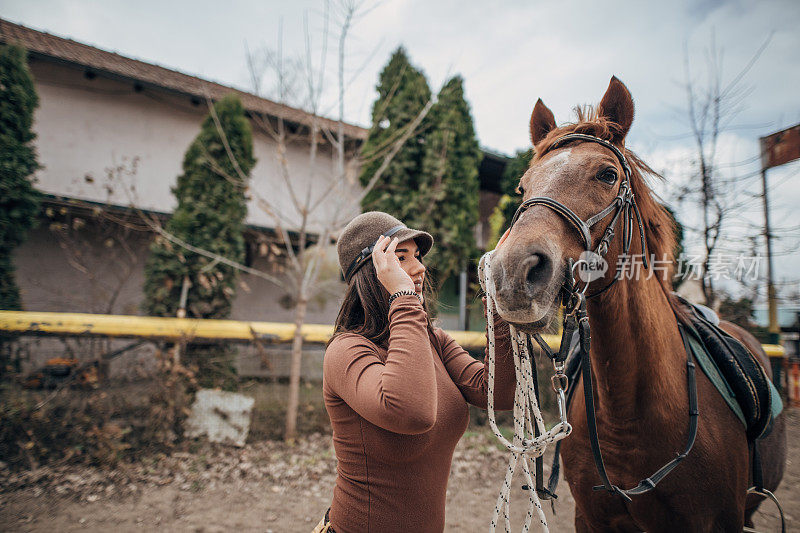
[598,325,699,497]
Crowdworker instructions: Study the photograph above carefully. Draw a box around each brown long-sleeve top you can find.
[322,294,515,533]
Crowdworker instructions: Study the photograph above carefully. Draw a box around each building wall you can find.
[13,56,355,337]
[13,222,340,380]
[28,57,361,234]
[16,223,150,316]
[14,221,346,324]
[9,53,501,380]
[14,56,496,338]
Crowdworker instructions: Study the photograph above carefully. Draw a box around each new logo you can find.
[574,251,608,283]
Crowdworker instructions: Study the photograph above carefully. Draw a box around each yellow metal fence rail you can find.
[0,310,785,356]
[0,310,561,351]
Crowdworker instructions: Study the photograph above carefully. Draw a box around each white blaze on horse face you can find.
[530,148,573,192]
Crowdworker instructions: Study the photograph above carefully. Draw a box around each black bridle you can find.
[510,133,650,298]
[512,133,699,504]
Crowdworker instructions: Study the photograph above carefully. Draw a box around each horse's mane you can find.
[532,106,688,322]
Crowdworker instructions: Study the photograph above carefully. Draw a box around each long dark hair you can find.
[329,260,435,349]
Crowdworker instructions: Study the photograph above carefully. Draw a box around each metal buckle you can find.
[551,373,568,393]
[555,387,568,425]
[565,292,585,317]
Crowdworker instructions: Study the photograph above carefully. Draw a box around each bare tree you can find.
[242,1,436,441]
[674,32,771,304]
[39,160,152,380]
[114,0,435,440]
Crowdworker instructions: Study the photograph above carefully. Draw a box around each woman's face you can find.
[395,238,426,299]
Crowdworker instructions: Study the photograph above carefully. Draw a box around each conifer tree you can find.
[415,76,482,286]
[359,47,431,219]
[487,148,532,248]
[143,94,255,319]
[502,148,533,197]
[0,45,42,310]
[143,94,254,389]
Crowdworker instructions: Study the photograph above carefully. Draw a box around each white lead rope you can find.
[479,251,573,533]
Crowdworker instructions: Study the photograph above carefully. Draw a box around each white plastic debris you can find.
[184,389,255,447]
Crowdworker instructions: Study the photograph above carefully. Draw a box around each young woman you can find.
[315,211,516,533]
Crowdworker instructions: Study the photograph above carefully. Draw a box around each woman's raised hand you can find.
[372,236,415,295]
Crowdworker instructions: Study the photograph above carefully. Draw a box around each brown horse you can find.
[489,77,786,531]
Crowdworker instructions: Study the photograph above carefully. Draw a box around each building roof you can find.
[0,18,368,141]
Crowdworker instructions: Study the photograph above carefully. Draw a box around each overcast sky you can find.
[3,0,799,304]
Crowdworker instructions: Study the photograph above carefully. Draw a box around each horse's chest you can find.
[561,412,745,531]
[561,427,648,487]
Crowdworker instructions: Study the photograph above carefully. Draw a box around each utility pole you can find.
[759,165,779,345]
[759,123,800,393]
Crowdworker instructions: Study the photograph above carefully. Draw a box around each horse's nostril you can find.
[525,253,550,288]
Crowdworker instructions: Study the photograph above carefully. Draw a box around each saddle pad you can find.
[678,297,778,441]
[684,332,746,426]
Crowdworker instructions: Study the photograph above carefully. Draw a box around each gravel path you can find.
[1,410,796,532]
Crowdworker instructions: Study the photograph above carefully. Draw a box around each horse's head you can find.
[488,76,665,332]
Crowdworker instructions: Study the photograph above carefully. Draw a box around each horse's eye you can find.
[596,167,618,184]
[516,184,525,195]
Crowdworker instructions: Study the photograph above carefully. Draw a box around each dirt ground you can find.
[1,410,796,532]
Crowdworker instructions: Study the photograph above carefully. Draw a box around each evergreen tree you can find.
[0,45,42,310]
[718,293,755,331]
[359,47,431,219]
[502,148,533,196]
[487,148,531,249]
[414,76,482,286]
[143,94,255,320]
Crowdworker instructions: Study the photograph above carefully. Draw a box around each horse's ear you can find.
[597,76,634,144]
[530,99,556,146]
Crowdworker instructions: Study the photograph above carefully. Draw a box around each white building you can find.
[2,19,515,380]
[1,18,511,335]
[1,18,366,324]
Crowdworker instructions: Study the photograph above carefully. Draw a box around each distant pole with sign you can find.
[759,124,800,390]
[760,163,779,345]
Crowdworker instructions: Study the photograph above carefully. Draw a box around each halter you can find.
[509,133,650,298]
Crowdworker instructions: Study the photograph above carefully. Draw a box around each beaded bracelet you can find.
[388,290,421,305]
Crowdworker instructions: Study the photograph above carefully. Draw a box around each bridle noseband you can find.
[509,133,649,298]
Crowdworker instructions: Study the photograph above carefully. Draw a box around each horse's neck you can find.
[586,275,686,422]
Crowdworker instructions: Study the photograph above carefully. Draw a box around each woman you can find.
[315,212,516,533]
